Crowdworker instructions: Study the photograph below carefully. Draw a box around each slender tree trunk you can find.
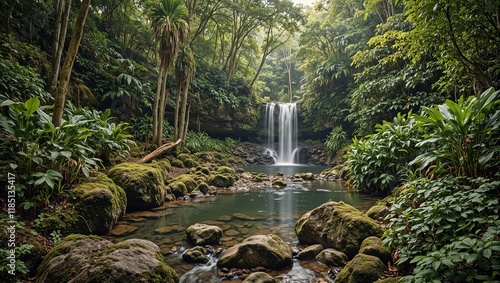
[178,84,189,143]
[152,66,164,146]
[156,71,170,146]
[52,0,91,127]
[174,84,182,140]
[50,0,72,93]
[182,103,191,147]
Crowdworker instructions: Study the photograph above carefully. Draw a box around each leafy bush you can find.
[383,176,500,282]
[0,97,133,213]
[131,115,173,141]
[345,112,422,194]
[184,131,238,153]
[411,88,499,178]
[324,126,348,154]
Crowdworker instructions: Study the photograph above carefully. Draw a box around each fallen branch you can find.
[137,139,181,164]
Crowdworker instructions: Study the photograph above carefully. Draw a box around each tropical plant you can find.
[383,176,500,283]
[150,0,190,146]
[324,126,348,154]
[410,88,499,178]
[184,131,237,153]
[345,112,422,194]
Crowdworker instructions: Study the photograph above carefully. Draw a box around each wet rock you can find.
[182,246,210,263]
[217,234,293,269]
[315,248,348,267]
[233,213,256,220]
[365,204,390,222]
[271,178,287,187]
[225,229,240,236]
[107,162,167,210]
[185,223,223,245]
[110,224,138,236]
[334,254,386,283]
[359,236,392,264]
[295,201,383,257]
[35,235,178,283]
[296,244,324,259]
[155,224,186,234]
[218,215,233,222]
[243,271,277,283]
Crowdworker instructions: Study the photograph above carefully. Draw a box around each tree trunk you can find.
[50,0,72,94]
[52,0,91,127]
[152,66,164,147]
[137,139,182,164]
[174,84,182,140]
[178,84,189,143]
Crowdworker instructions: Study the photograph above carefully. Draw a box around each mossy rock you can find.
[150,159,172,175]
[171,174,198,193]
[171,159,185,168]
[334,254,386,283]
[196,182,210,194]
[365,204,390,221]
[315,248,348,267]
[295,201,384,258]
[36,207,81,236]
[252,173,269,182]
[68,173,127,235]
[168,181,187,198]
[177,153,200,168]
[359,236,392,264]
[35,235,179,283]
[107,162,166,210]
[208,173,235,187]
[242,272,277,283]
[217,234,292,269]
[217,166,236,175]
[271,179,287,187]
[186,223,223,245]
[194,166,211,176]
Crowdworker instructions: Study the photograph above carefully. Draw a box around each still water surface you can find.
[110,170,380,282]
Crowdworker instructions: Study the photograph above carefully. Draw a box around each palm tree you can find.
[174,45,196,146]
[150,0,189,146]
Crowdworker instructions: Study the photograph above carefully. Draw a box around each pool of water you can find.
[109,180,380,282]
[243,164,328,176]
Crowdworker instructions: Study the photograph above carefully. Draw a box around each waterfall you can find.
[264,102,299,164]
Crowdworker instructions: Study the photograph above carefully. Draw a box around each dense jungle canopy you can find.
[1,0,498,140]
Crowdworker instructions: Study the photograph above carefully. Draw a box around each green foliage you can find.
[184,131,238,153]
[0,217,33,276]
[411,88,499,178]
[0,58,52,103]
[383,176,500,283]
[324,126,348,154]
[131,115,173,141]
[345,112,422,194]
[0,98,133,213]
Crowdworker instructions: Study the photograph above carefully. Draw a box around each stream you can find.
[109,167,380,282]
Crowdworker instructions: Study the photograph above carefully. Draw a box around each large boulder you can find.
[107,162,167,210]
[315,248,348,267]
[68,173,127,235]
[295,201,383,258]
[334,254,386,283]
[208,166,236,187]
[35,234,178,283]
[186,223,223,245]
[217,234,292,269]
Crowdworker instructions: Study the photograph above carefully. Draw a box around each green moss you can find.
[172,175,199,193]
[272,179,287,187]
[168,181,187,197]
[335,254,386,283]
[208,173,235,187]
[177,154,200,168]
[196,182,209,194]
[171,159,184,168]
[217,165,236,175]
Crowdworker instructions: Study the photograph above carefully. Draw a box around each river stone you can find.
[186,223,223,245]
[110,224,138,236]
[35,235,178,283]
[182,246,209,263]
[334,253,386,283]
[243,272,277,283]
[296,244,324,259]
[155,225,186,234]
[107,162,167,210]
[359,236,392,264]
[295,201,383,257]
[315,248,348,267]
[217,234,293,269]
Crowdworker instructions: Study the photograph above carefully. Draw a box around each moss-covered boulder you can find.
[182,246,210,264]
[171,174,198,193]
[334,254,386,283]
[271,178,287,187]
[315,248,348,267]
[365,204,390,221]
[68,173,127,235]
[168,181,187,198]
[35,234,179,283]
[242,272,277,283]
[171,159,184,168]
[186,223,223,245]
[359,236,392,264]
[251,172,269,182]
[208,172,235,187]
[177,153,200,168]
[294,201,383,258]
[217,234,292,269]
[296,244,323,259]
[107,162,167,210]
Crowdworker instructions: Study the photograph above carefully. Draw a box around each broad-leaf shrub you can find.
[184,131,238,153]
[383,177,500,282]
[324,126,348,154]
[0,98,133,213]
[411,88,499,178]
[345,112,422,194]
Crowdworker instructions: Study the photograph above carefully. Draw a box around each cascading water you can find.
[264,102,300,164]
